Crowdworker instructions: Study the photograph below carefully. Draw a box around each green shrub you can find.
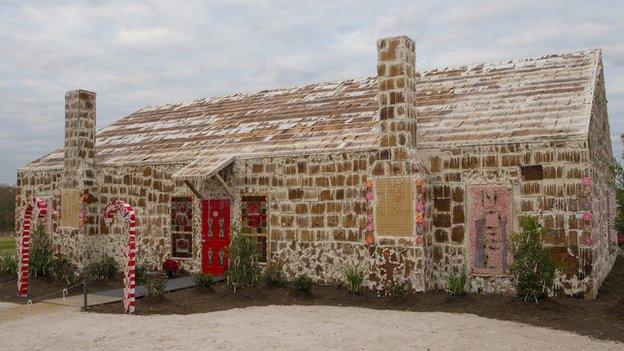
[0,254,18,275]
[293,274,313,293]
[193,273,217,289]
[135,264,147,284]
[145,276,166,297]
[509,216,556,302]
[226,234,260,292]
[85,254,119,281]
[29,224,53,276]
[388,281,410,298]
[342,265,366,294]
[263,262,285,287]
[445,269,468,297]
[50,256,78,285]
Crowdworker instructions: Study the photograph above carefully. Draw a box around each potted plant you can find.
[162,258,179,278]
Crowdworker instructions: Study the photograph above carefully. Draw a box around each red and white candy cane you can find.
[17,198,48,297]
[102,201,137,314]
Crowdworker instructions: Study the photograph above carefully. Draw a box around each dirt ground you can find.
[91,256,624,343]
[0,303,620,350]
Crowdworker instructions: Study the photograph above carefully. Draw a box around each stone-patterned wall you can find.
[17,133,615,298]
[17,163,199,272]
[16,149,429,292]
[422,137,615,297]
[233,150,427,292]
[586,58,618,297]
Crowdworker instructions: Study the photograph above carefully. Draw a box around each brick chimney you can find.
[60,90,97,233]
[376,36,418,166]
[62,90,96,190]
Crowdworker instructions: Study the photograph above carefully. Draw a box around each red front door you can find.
[201,199,231,275]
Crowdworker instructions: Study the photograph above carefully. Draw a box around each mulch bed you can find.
[0,273,123,304]
[88,256,624,343]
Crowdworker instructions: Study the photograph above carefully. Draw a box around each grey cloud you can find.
[1,0,623,184]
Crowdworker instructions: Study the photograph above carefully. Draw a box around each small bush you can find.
[85,254,119,281]
[194,273,217,289]
[226,234,260,292]
[263,262,285,287]
[388,281,410,298]
[342,265,366,294]
[0,254,18,275]
[293,274,313,293]
[50,256,78,285]
[510,216,556,302]
[29,224,53,276]
[445,269,468,297]
[145,276,166,297]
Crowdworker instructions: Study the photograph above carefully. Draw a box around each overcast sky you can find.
[0,0,622,185]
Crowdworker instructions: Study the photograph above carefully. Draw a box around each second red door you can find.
[201,199,230,275]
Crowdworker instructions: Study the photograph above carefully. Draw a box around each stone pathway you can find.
[44,276,196,308]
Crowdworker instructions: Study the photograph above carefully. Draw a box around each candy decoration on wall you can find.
[102,201,137,314]
[580,176,593,248]
[414,178,425,246]
[17,198,48,297]
[79,190,96,227]
[364,180,375,245]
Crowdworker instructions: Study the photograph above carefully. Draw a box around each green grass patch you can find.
[0,236,15,256]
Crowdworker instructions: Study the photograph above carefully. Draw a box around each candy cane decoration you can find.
[17,198,47,297]
[102,201,137,314]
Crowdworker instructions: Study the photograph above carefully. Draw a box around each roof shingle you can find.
[23,49,599,171]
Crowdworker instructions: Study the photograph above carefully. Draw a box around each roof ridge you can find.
[419,48,600,74]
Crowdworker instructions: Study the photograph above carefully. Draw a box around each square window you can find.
[241,195,268,262]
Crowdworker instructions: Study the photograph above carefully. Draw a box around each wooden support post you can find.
[183,180,203,199]
[214,173,236,199]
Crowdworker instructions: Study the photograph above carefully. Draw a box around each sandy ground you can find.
[0,303,621,351]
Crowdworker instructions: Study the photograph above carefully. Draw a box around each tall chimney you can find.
[60,90,97,234]
[62,90,96,189]
[376,36,418,171]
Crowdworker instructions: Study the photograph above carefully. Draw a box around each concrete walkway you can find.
[44,276,196,308]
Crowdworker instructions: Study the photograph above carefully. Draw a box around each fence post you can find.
[82,274,87,311]
[27,270,32,301]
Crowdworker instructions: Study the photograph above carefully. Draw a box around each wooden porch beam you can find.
[214,173,236,199]
[183,180,203,199]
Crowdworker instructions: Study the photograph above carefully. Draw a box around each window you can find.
[241,195,268,262]
[171,196,193,258]
[375,177,414,237]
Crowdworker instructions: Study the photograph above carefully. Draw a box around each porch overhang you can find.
[172,155,236,181]
[172,155,237,198]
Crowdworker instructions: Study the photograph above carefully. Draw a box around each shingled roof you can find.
[23,49,600,172]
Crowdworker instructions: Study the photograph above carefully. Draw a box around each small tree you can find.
[226,234,260,292]
[509,216,556,302]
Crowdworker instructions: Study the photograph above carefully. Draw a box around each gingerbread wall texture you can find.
[16,35,617,298]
